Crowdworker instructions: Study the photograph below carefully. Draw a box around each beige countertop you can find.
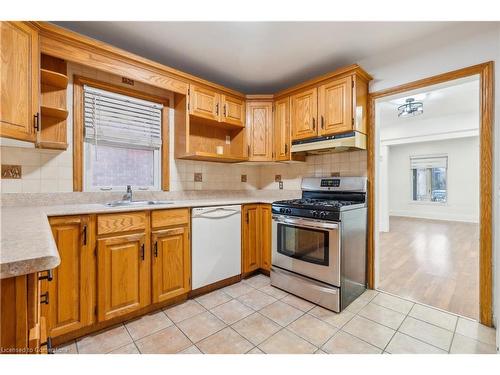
[0,196,293,279]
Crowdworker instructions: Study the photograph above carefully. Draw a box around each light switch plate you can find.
[279,181,283,190]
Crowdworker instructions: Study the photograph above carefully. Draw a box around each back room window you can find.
[410,155,448,203]
[83,85,163,192]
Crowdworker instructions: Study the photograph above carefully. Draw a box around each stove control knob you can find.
[286,208,292,214]
[280,208,285,213]
[320,211,327,218]
[311,210,318,217]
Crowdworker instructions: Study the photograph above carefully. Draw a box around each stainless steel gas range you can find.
[270,177,367,312]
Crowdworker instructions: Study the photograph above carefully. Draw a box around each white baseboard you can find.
[389,210,479,223]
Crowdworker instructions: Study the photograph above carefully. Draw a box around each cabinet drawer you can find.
[152,208,189,229]
[97,212,147,235]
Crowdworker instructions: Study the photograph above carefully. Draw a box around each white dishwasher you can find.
[191,205,241,289]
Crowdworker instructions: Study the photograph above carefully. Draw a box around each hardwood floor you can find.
[378,216,479,320]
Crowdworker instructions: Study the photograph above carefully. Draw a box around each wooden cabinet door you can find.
[259,205,272,272]
[152,225,191,303]
[189,84,220,121]
[242,205,261,273]
[318,76,353,136]
[97,233,150,322]
[291,88,318,140]
[222,94,245,127]
[274,97,291,161]
[42,216,94,338]
[247,101,273,161]
[0,21,39,142]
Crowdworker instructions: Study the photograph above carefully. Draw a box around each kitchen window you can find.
[410,155,448,203]
[83,85,164,192]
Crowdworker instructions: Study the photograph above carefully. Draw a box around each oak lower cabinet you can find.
[42,216,95,338]
[0,21,39,142]
[97,231,150,322]
[151,209,191,303]
[242,204,272,274]
[0,273,46,354]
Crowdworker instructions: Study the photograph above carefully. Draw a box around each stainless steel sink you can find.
[105,200,174,207]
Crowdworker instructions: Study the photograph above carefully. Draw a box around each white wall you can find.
[359,22,500,334]
[388,137,479,222]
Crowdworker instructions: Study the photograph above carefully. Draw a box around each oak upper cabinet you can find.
[189,84,221,122]
[318,76,353,136]
[246,101,273,161]
[242,205,261,273]
[242,204,272,273]
[273,97,291,161]
[291,88,317,140]
[259,205,272,272]
[0,21,39,142]
[96,212,150,322]
[151,209,191,303]
[42,216,95,338]
[221,94,245,127]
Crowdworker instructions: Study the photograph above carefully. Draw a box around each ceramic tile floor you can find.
[55,275,497,354]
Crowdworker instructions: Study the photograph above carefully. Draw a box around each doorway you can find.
[367,63,494,326]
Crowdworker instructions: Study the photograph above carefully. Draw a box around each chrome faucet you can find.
[123,185,133,202]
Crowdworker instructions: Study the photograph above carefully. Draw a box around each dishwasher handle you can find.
[192,206,241,219]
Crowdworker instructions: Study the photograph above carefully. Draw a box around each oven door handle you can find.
[272,215,339,230]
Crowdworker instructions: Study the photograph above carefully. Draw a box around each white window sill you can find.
[408,200,448,207]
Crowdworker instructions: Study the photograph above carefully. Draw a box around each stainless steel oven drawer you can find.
[271,267,340,312]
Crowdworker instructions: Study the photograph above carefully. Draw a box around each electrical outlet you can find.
[225,135,231,145]
[275,174,282,182]
[194,173,203,182]
[241,174,247,182]
[279,181,283,190]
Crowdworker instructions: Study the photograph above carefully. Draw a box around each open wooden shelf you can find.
[41,105,69,120]
[188,114,245,131]
[41,69,69,89]
[179,151,248,163]
[37,141,68,150]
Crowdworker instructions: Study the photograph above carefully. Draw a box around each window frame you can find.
[409,154,448,205]
[73,75,170,192]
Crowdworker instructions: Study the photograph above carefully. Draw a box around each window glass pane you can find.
[415,168,428,201]
[91,144,154,187]
[431,167,447,202]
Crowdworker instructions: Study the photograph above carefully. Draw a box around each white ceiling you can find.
[377,76,480,128]
[53,22,489,93]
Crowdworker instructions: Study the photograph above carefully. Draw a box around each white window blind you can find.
[410,155,448,169]
[84,85,163,148]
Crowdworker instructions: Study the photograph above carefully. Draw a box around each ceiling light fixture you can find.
[398,98,423,117]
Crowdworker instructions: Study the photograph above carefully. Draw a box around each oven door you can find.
[272,214,341,286]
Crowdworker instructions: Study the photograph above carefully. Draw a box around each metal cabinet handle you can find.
[33,112,40,132]
[216,103,219,116]
[312,117,316,130]
[82,225,88,245]
[154,241,158,257]
[321,116,324,129]
[224,104,227,117]
[39,270,53,282]
[41,337,53,354]
[40,291,49,305]
[140,243,145,260]
[284,144,288,154]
